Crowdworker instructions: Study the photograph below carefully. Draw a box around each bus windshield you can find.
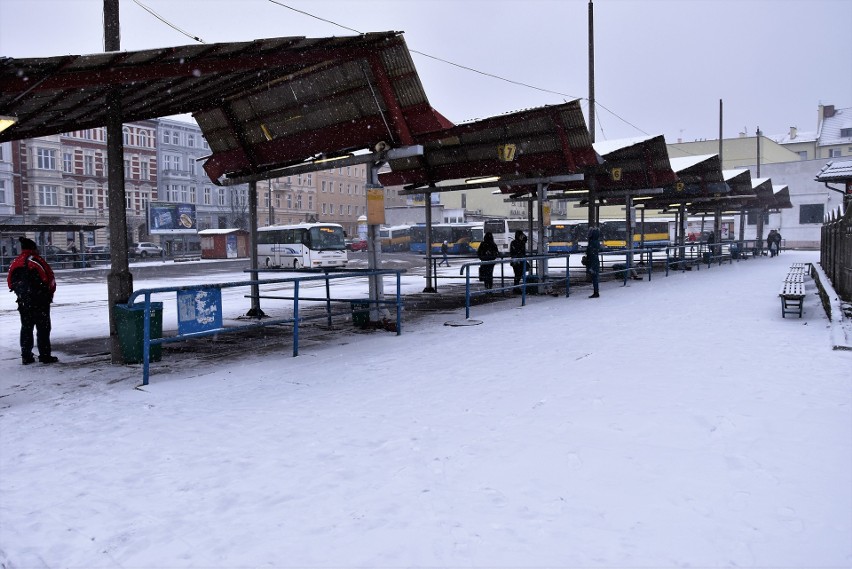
[309,225,346,250]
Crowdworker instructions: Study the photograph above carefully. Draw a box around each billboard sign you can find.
[148,202,197,234]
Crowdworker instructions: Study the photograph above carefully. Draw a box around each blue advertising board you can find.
[177,287,223,335]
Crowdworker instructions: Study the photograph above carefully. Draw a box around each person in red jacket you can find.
[7,237,58,364]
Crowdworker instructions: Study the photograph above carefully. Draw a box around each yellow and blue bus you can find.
[379,225,411,252]
[548,221,588,253]
[410,223,479,255]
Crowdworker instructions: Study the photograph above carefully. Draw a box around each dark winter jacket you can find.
[477,236,499,262]
[7,248,56,310]
[585,227,602,273]
[509,235,527,266]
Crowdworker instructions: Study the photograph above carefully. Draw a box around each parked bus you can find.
[256,222,348,268]
[599,220,671,249]
[409,223,479,255]
[483,218,538,254]
[548,221,588,253]
[379,225,412,252]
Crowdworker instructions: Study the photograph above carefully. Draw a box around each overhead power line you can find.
[132,0,205,44]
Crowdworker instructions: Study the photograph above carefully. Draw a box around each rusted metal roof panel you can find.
[1,32,453,184]
[378,100,597,189]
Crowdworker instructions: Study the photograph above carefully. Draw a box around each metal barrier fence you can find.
[821,205,852,301]
[126,269,405,385]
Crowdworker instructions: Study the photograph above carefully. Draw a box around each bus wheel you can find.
[293,259,300,269]
[265,257,272,268]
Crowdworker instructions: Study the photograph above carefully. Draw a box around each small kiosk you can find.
[198,229,249,259]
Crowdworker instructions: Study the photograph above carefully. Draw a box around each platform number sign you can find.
[497,144,516,162]
[610,167,622,182]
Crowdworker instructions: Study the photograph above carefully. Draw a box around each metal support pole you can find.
[423,188,436,292]
[104,0,134,364]
[246,180,264,317]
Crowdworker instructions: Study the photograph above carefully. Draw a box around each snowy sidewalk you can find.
[1,250,850,568]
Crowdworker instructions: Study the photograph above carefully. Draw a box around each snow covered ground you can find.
[1,250,850,568]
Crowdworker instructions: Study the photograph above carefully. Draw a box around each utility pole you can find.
[587,0,597,229]
[104,0,134,363]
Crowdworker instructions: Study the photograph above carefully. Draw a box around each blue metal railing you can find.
[458,254,572,319]
[126,269,405,385]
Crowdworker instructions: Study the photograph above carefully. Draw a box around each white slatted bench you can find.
[779,265,808,318]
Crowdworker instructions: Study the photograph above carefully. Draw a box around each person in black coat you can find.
[7,237,59,364]
[509,230,527,290]
[585,226,602,298]
[477,232,500,289]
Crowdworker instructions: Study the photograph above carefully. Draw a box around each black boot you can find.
[38,355,59,364]
[589,292,600,298]
[22,354,35,365]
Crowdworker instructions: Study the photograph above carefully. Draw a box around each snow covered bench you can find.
[779,265,808,318]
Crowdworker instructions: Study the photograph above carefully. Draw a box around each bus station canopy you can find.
[532,135,678,203]
[380,100,598,192]
[0,32,452,185]
[637,153,728,210]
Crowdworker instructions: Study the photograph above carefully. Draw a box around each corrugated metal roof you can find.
[0,31,453,185]
[816,159,852,181]
[378,100,597,190]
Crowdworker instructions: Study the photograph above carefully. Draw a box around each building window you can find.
[85,187,95,209]
[322,203,326,214]
[36,148,56,170]
[139,130,150,148]
[840,128,852,138]
[306,173,312,186]
[124,159,131,178]
[0,180,5,204]
[63,152,73,173]
[38,184,58,206]
[204,187,211,205]
[84,154,94,176]
[296,194,302,209]
[828,149,842,158]
[171,131,179,144]
[64,187,74,207]
[190,186,197,203]
[162,129,170,144]
[799,203,824,224]
[322,180,327,192]
[308,195,313,209]
[797,151,808,160]
[746,210,769,225]
[286,194,292,208]
[339,182,343,193]
[187,134,195,147]
[123,127,130,145]
[218,188,226,206]
[140,160,149,180]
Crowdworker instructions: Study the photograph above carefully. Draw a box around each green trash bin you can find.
[114,302,163,363]
[350,301,371,329]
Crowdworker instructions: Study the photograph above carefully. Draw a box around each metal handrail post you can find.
[464,265,471,320]
[293,280,300,357]
[395,272,402,335]
[142,293,152,386]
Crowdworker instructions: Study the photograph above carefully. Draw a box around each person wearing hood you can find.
[509,230,528,291]
[585,226,602,298]
[7,237,58,364]
[476,232,500,289]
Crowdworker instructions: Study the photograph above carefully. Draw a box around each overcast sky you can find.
[1,0,849,143]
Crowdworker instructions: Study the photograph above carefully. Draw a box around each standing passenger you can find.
[509,230,527,292]
[586,226,601,298]
[7,237,59,364]
[477,232,500,289]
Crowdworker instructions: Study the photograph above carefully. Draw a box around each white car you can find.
[129,242,164,258]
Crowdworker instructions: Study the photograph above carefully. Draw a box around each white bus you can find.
[257,223,348,269]
[483,218,539,253]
